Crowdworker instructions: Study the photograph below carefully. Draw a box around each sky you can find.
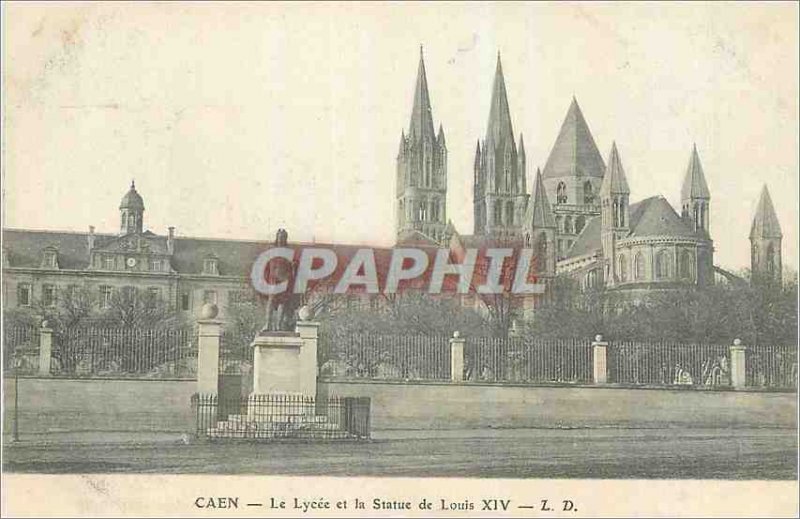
[2,2,798,272]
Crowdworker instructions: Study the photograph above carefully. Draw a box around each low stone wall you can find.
[2,376,196,437]
[318,380,797,431]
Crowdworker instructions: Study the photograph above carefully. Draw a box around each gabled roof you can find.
[750,185,782,239]
[681,144,710,200]
[395,229,441,247]
[527,168,556,229]
[485,53,515,151]
[599,142,630,197]
[3,229,95,270]
[542,98,605,179]
[565,216,602,259]
[408,47,436,142]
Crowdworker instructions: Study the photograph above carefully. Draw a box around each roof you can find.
[542,98,606,179]
[119,181,145,210]
[3,229,95,270]
[527,168,556,229]
[563,196,702,260]
[599,142,630,197]
[681,145,710,200]
[750,185,782,239]
[408,48,436,142]
[484,53,515,151]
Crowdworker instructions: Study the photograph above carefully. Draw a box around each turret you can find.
[750,185,783,286]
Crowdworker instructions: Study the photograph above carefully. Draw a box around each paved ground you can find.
[3,427,797,479]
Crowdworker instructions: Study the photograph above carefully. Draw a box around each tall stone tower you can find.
[599,142,630,288]
[524,168,557,277]
[750,185,783,285]
[119,181,144,235]
[396,48,448,244]
[681,144,711,236]
[541,98,606,258]
[473,53,528,239]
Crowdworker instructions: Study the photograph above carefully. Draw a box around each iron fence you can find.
[191,393,370,440]
[52,326,197,378]
[3,325,40,375]
[746,345,798,389]
[465,337,593,383]
[607,341,731,387]
[319,333,451,380]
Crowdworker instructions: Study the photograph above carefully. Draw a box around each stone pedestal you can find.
[450,333,465,382]
[39,324,53,377]
[251,332,305,395]
[730,340,747,390]
[197,318,223,395]
[592,335,608,385]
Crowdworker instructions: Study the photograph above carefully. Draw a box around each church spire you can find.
[750,185,782,240]
[542,97,605,179]
[750,185,783,285]
[485,52,515,149]
[528,168,556,229]
[408,46,435,142]
[600,142,630,197]
[681,144,711,200]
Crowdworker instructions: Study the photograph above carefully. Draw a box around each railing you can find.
[53,327,197,378]
[465,337,593,383]
[3,325,40,375]
[191,393,371,440]
[607,341,731,387]
[319,333,451,381]
[746,345,798,389]
[219,330,253,375]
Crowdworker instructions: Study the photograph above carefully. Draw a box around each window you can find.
[655,250,672,279]
[203,290,217,305]
[493,203,502,226]
[180,292,191,311]
[203,258,218,275]
[99,285,113,309]
[564,216,573,234]
[42,284,56,307]
[618,255,627,282]
[634,253,645,280]
[17,283,31,306]
[151,259,162,272]
[584,181,594,205]
[104,255,116,270]
[506,201,515,225]
[145,287,160,308]
[43,250,57,268]
[766,244,776,278]
[556,182,567,204]
[680,251,694,280]
[66,284,79,300]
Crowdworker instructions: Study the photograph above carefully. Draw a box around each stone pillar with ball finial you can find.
[196,303,224,395]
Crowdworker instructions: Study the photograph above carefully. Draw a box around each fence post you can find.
[39,320,53,377]
[730,338,747,389]
[295,312,320,398]
[197,304,223,395]
[592,334,608,384]
[450,331,465,382]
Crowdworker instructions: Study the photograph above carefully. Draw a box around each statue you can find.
[260,228,301,332]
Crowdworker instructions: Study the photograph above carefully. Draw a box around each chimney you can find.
[88,226,96,250]
[167,226,175,254]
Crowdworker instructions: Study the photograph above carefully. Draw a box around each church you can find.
[394,49,784,293]
[1,50,786,321]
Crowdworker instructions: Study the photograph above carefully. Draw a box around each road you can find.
[3,427,797,479]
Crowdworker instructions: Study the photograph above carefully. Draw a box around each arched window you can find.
[634,252,645,280]
[564,216,573,234]
[766,244,776,277]
[494,203,502,226]
[536,232,548,272]
[430,199,439,222]
[680,251,694,280]
[525,233,531,247]
[618,254,627,282]
[655,250,672,279]
[575,216,586,234]
[555,215,563,233]
[506,201,514,225]
[556,182,567,204]
[584,181,594,204]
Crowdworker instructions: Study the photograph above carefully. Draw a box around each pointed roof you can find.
[485,53,515,149]
[627,196,698,239]
[408,47,436,142]
[527,168,556,229]
[119,180,144,210]
[750,185,782,239]
[437,123,446,146]
[599,142,630,197]
[518,134,525,156]
[542,98,605,179]
[681,144,711,200]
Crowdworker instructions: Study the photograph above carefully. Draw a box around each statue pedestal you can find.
[251,332,305,395]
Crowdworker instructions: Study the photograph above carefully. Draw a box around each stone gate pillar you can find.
[592,334,608,384]
[39,320,53,377]
[730,338,747,390]
[196,304,223,395]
